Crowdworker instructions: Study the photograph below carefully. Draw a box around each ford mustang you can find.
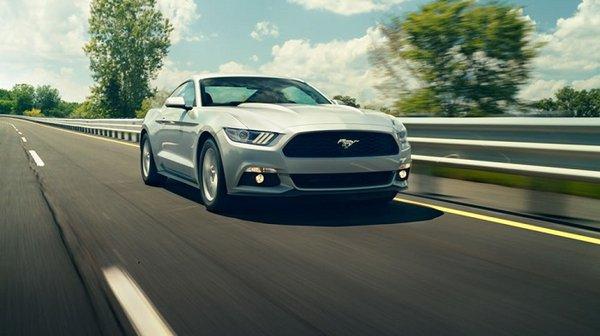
[140,75,411,212]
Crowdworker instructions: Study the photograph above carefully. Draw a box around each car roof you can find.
[187,73,306,83]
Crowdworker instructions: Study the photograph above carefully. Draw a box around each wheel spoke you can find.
[142,140,151,178]
[202,148,219,202]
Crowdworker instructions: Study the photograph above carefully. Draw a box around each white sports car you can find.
[141,74,411,212]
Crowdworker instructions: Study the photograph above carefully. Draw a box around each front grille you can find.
[283,131,399,158]
[290,171,395,189]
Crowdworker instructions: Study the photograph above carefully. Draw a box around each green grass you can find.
[412,164,600,199]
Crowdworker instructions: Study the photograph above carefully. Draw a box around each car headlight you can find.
[224,128,278,145]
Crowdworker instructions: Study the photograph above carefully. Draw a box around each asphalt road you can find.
[1,118,600,336]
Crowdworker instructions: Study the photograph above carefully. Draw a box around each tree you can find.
[535,87,600,117]
[11,84,35,114]
[70,99,107,119]
[333,95,361,108]
[0,100,15,114]
[394,88,442,116]
[370,0,541,116]
[54,101,80,118]
[84,0,173,118]
[0,88,15,114]
[135,89,170,118]
[34,85,61,115]
[0,88,11,100]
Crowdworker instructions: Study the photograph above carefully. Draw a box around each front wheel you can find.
[141,135,166,186]
[199,139,230,212]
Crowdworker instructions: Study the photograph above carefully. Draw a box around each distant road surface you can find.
[1,118,600,335]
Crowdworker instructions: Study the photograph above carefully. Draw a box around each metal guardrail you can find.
[2,115,142,142]
[2,115,599,183]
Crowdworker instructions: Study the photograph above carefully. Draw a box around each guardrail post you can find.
[526,180,567,220]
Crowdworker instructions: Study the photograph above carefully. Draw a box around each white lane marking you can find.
[103,267,175,336]
[18,131,23,135]
[21,137,27,143]
[28,150,45,167]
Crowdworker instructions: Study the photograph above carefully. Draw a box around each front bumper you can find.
[216,124,412,196]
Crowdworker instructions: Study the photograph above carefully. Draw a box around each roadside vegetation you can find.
[530,87,600,117]
[1,0,598,118]
[0,85,78,117]
[370,0,542,117]
[414,164,600,200]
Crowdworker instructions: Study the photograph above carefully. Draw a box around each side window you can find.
[167,81,196,107]
[169,83,186,99]
[181,82,196,107]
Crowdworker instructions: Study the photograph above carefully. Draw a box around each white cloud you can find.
[521,0,600,100]
[250,21,280,41]
[156,28,384,103]
[0,0,90,60]
[218,61,254,74]
[250,55,260,62]
[0,62,92,101]
[154,58,197,90]
[0,0,201,101]
[288,0,405,15]
[534,0,600,73]
[258,27,385,102]
[519,79,567,101]
[157,0,201,43]
[0,0,91,101]
[573,74,600,90]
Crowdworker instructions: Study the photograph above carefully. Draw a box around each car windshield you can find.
[200,77,331,107]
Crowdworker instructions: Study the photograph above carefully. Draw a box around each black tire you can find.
[141,135,166,186]
[199,139,231,212]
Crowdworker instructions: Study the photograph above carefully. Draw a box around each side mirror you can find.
[165,96,192,110]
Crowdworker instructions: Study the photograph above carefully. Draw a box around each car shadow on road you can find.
[162,179,443,227]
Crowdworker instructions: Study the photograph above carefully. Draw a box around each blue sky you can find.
[176,0,579,71]
[0,0,598,104]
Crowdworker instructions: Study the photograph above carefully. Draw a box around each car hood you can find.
[223,103,395,131]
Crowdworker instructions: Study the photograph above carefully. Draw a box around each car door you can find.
[172,81,201,179]
[155,82,191,175]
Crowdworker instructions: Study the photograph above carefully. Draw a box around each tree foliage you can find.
[85,0,172,118]
[34,85,61,115]
[534,87,600,117]
[135,89,170,118]
[70,97,108,119]
[0,84,77,116]
[11,84,35,114]
[370,0,541,116]
[0,89,14,114]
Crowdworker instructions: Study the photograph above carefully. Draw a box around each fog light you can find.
[245,166,277,174]
[255,174,265,184]
[399,170,408,179]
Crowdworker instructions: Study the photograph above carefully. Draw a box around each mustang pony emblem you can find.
[337,139,360,149]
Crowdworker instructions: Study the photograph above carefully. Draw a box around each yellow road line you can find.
[395,197,600,245]
[6,118,600,246]
[11,118,139,148]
